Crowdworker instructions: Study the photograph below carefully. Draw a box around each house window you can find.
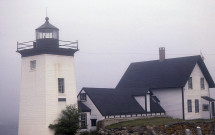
[195,99,199,113]
[200,78,205,89]
[81,113,87,128]
[187,100,192,112]
[80,93,86,101]
[203,104,209,111]
[188,77,193,89]
[91,119,97,127]
[58,78,64,93]
[30,60,36,70]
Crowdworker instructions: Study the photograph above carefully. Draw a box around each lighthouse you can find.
[17,17,78,135]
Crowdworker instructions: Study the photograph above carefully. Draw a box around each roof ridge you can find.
[82,87,115,90]
[130,55,201,64]
[116,55,215,89]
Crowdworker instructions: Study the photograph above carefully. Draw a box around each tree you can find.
[49,104,81,135]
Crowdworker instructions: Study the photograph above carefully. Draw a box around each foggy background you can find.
[0,0,215,134]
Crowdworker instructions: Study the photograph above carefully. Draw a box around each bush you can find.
[49,104,81,135]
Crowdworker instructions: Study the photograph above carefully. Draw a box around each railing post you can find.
[77,40,78,50]
[17,41,18,51]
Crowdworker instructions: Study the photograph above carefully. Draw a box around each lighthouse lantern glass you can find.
[36,29,58,40]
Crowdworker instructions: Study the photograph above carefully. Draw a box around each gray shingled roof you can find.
[117,55,215,89]
[150,97,165,113]
[81,87,165,116]
[78,101,91,112]
[201,96,215,101]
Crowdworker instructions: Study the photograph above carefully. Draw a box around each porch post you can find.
[209,101,211,119]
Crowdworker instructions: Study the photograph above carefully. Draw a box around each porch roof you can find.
[201,96,215,102]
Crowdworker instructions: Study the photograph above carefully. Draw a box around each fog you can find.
[0,0,215,127]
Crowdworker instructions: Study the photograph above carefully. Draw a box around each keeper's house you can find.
[78,48,215,131]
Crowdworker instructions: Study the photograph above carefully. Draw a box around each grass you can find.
[106,117,214,129]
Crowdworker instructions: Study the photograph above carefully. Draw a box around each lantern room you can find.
[35,17,59,48]
[36,17,59,40]
[17,17,78,57]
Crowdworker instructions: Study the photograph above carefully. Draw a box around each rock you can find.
[122,127,127,130]
[98,121,214,135]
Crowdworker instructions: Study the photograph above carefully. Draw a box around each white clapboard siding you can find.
[19,54,77,135]
[78,90,104,131]
[134,96,146,110]
[152,88,183,119]
[184,64,210,120]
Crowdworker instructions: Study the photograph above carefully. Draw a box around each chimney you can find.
[159,47,165,62]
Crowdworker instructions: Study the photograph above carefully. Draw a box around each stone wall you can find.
[155,121,215,135]
[98,121,215,135]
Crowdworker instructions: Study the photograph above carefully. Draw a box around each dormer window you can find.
[188,77,193,89]
[200,77,205,89]
[80,93,86,101]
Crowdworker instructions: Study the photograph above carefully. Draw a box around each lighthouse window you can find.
[58,78,64,93]
[30,60,36,70]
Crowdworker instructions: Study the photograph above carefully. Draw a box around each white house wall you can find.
[134,96,145,110]
[78,90,104,131]
[184,64,210,120]
[152,88,183,119]
[19,54,77,135]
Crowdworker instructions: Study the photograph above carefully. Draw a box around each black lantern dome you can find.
[17,17,78,57]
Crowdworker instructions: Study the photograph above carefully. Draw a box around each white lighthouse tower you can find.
[17,17,78,135]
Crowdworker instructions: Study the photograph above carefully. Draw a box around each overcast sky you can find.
[0,0,215,125]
